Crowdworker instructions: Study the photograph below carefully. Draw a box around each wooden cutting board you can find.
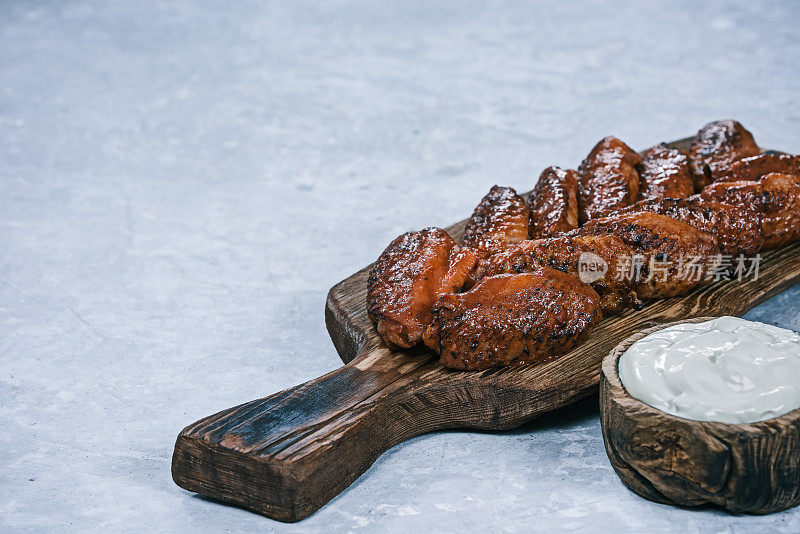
[171,139,800,522]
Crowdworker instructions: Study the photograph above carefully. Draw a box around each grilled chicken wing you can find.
[367,228,478,348]
[615,197,763,256]
[688,119,760,189]
[712,153,800,183]
[366,120,791,372]
[461,185,530,256]
[471,235,640,314]
[423,270,602,370]
[574,212,720,299]
[527,166,579,238]
[636,143,695,200]
[699,173,800,249]
[578,136,641,224]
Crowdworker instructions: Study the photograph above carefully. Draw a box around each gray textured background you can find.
[2,1,800,532]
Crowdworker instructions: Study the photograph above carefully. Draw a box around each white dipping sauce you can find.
[618,316,800,424]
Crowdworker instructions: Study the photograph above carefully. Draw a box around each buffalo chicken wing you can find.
[700,173,800,249]
[461,185,530,256]
[367,228,478,348]
[471,235,640,315]
[527,166,580,238]
[688,119,760,189]
[712,153,800,183]
[614,197,763,256]
[578,136,641,223]
[423,271,602,370]
[365,120,795,372]
[636,143,695,200]
[574,212,720,299]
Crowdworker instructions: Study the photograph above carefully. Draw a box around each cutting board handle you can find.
[171,344,447,522]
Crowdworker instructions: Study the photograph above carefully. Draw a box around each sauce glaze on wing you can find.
[527,166,579,238]
[636,143,695,200]
[367,228,478,348]
[700,173,800,250]
[461,185,530,256]
[578,136,641,224]
[423,270,602,371]
[712,153,800,183]
[615,197,763,256]
[688,119,760,189]
[471,235,640,315]
[574,211,720,299]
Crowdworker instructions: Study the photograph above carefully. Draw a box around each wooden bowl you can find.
[600,317,800,514]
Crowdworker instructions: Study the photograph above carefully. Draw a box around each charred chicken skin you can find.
[614,197,763,256]
[367,228,478,348]
[699,173,800,250]
[471,235,640,315]
[688,119,760,189]
[422,270,602,371]
[461,185,530,256]
[636,143,695,201]
[527,166,580,238]
[578,136,641,224]
[573,212,720,299]
[712,153,800,183]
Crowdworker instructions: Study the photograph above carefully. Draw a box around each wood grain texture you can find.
[600,319,800,514]
[171,138,800,522]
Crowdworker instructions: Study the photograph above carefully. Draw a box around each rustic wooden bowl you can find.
[600,317,800,514]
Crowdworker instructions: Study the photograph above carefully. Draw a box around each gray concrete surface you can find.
[2,1,800,532]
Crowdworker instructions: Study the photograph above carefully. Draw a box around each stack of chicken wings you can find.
[367,120,800,370]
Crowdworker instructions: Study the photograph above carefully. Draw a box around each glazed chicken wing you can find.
[578,136,641,224]
[574,212,720,299]
[527,166,579,238]
[615,197,763,256]
[471,235,640,315]
[636,143,695,200]
[367,228,478,348]
[712,153,800,183]
[362,119,798,372]
[461,185,530,256]
[699,173,800,249]
[688,119,760,189]
[423,270,602,370]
